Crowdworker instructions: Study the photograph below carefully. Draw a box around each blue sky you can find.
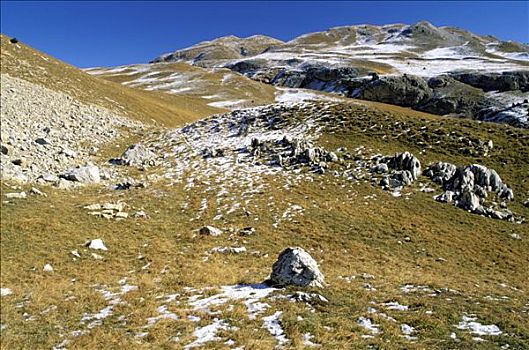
[1,1,528,68]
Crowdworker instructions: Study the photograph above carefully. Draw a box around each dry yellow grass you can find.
[1,34,224,127]
[87,61,278,110]
[1,34,528,350]
[2,100,528,349]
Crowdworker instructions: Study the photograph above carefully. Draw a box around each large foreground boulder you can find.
[269,247,325,288]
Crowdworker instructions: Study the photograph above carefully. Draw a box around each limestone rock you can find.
[5,192,26,199]
[434,191,455,203]
[425,161,515,220]
[386,152,421,180]
[1,288,13,297]
[62,164,100,183]
[270,247,325,288]
[424,162,457,185]
[358,75,432,107]
[457,189,482,212]
[116,144,156,166]
[199,226,223,236]
[86,238,108,251]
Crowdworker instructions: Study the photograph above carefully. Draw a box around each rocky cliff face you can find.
[152,21,529,127]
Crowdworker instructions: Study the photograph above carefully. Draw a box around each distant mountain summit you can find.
[152,21,529,70]
[154,35,284,64]
[149,21,529,127]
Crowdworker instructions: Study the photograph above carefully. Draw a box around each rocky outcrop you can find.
[450,71,529,92]
[357,75,432,107]
[370,152,421,189]
[417,76,490,117]
[425,162,515,220]
[249,136,338,174]
[269,247,325,288]
[424,162,457,185]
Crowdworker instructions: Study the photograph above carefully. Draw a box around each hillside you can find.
[1,31,529,350]
[151,21,529,127]
[0,35,223,127]
[85,61,278,111]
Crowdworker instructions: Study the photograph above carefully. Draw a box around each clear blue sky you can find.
[1,1,528,68]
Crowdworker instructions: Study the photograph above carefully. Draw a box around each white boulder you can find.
[270,247,325,288]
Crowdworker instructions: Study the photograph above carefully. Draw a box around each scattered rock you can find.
[133,211,148,218]
[86,239,108,251]
[291,291,328,304]
[239,227,256,236]
[61,164,100,183]
[30,187,46,196]
[35,137,50,146]
[372,151,421,189]
[39,173,59,183]
[199,226,223,236]
[84,204,102,211]
[4,192,26,199]
[1,288,13,297]
[112,144,156,167]
[210,246,247,254]
[43,264,54,272]
[269,247,325,288]
[0,74,142,185]
[115,212,129,219]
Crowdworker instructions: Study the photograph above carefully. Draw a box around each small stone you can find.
[133,211,148,218]
[115,212,128,219]
[5,192,26,199]
[40,173,59,183]
[30,187,46,196]
[1,288,13,297]
[86,239,108,251]
[101,202,125,212]
[43,264,54,272]
[239,227,256,236]
[62,165,100,183]
[199,226,222,236]
[11,158,24,166]
[61,149,77,158]
[35,138,50,145]
[88,146,99,156]
[84,204,102,211]
[210,246,247,254]
[91,253,103,260]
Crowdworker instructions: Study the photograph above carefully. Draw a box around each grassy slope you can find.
[1,36,528,349]
[2,100,528,349]
[0,35,223,127]
[87,61,278,109]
